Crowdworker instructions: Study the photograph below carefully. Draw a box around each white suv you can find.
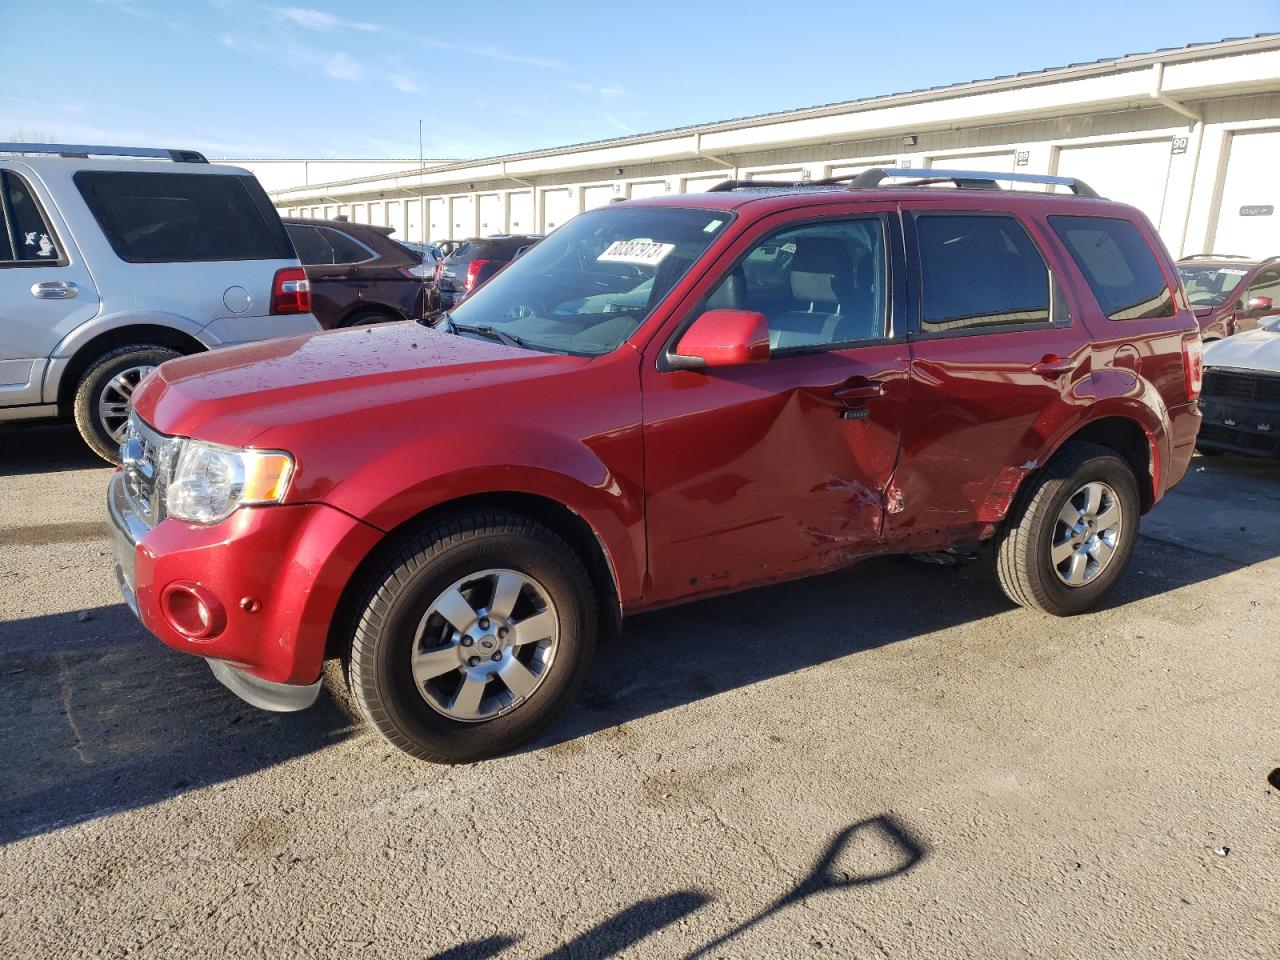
[0,143,320,460]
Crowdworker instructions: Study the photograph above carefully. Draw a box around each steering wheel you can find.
[505,297,548,321]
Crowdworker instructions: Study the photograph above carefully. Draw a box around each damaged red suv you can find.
[108,168,1203,763]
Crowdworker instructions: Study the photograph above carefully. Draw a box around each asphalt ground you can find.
[1,422,1277,959]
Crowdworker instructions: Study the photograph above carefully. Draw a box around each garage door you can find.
[407,200,423,242]
[386,201,402,236]
[509,192,534,232]
[479,194,503,236]
[1213,129,1280,259]
[828,160,899,180]
[583,185,615,211]
[427,198,447,241]
[542,188,576,231]
[351,203,367,223]
[683,175,729,193]
[629,181,667,199]
[745,167,805,182]
[367,201,384,226]
[928,152,1016,174]
[1056,140,1172,230]
[451,196,475,239]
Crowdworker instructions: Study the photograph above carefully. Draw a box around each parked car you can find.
[108,167,1203,763]
[1196,313,1280,457]
[428,234,542,311]
[283,218,431,329]
[0,142,320,461]
[1177,254,1280,341]
[399,239,444,273]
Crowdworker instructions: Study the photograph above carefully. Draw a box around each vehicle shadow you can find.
[422,813,926,959]
[0,422,104,476]
[0,600,356,846]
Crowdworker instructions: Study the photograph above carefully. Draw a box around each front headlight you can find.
[165,441,294,525]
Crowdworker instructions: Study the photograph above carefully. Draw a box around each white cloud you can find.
[268,7,381,33]
[323,51,362,81]
[409,35,563,70]
[390,75,422,94]
[572,83,626,97]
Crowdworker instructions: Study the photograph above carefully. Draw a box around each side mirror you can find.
[1247,295,1273,312]
[670,309,770,370]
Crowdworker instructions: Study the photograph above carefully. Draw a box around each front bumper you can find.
[107,469,381,709]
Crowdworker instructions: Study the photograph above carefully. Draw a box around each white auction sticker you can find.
[597,238,674,266]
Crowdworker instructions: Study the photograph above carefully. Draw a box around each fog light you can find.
[161,582,227,640]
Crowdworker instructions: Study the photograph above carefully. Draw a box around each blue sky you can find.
[4,1,1277,160]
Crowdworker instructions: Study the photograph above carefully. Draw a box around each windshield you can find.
[448,206,733,355]
[1178,265,1249,307]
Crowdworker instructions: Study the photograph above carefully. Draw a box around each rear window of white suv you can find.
[74,171,293,263]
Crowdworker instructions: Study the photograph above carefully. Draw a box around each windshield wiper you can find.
[421,309,528,349]
[452,322,527,348]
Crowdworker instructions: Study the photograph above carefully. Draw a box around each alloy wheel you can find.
[1050,481,1123,587]
[98,365,156,443]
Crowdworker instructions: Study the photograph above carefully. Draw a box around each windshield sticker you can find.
[597,239,674,266]
[703,219,724,233]
[1218,268,1249,276]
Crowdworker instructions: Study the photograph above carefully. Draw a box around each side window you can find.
[705,218,887,352]
[0,171,61,264]
[287,224,336,265]
[1245,268,1280,310]
[916,215,1053,333]
[317,227,374,264]
[1049,216,1174,321]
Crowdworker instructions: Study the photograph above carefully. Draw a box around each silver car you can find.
[0,143,320,461]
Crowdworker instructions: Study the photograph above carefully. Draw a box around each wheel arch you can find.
[325,490,624,662]
[54,323,205,414]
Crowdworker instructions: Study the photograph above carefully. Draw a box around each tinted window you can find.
[1050,216,1174,321]
[74,171,292,263]
[917,215,1052,333]
[1178,264,1248,307]
[706,218,886,351]
[317,226,374,264]
[1246,268,1280,308]
[1,171,60,264]
[286,224,334,265]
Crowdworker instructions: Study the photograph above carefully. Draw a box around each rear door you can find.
[0,164,99,408]
[890,202,1091,541]
[641,203,910,603]
[71,168,308,344]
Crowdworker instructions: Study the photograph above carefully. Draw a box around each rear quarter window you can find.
[74,171,293,263]
[1049,215,1174,320]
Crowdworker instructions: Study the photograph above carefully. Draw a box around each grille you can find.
[120,415,176,528]
[1198,423,1280,457]
[1202,369,1280,404]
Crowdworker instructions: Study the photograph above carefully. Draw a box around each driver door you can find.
[640,205,909,604]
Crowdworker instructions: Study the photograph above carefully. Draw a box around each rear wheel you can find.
[995,442,1141,616]
[345,512,597,763]
[73,344,180,463]
[340,308,400,328]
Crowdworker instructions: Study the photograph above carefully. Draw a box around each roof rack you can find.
[0,143,208,163]
[1179,253,1253,261]
[707,167,1100,198]
[848,167,1100,197]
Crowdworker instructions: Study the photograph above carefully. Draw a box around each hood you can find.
[132,321,589,445]
[1203,326,1280,375]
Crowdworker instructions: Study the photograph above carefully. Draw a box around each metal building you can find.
[264,35,1280,258]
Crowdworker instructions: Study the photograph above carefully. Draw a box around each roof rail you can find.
[1179,253,1253,261]
[0,143,208,163]
[848,167,1100,198]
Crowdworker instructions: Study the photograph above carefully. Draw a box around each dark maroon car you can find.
[284,218,431,328]
[428,234,542,312]
[1177,254,1280,341]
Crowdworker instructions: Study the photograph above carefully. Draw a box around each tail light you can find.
[1182,333,1203,401]
[270,267,311,315]
[464,258,490,292]
[433,259,444,285]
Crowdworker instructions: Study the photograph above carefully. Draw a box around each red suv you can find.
[1177,254,1280,341]
[107,168,1203,763]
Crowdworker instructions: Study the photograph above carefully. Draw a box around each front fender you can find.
[305,423,646,604]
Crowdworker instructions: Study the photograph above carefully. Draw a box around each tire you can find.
[995,442,1141,616]
[346,512,598,763]
[340,308,399,328]
[73,344,180,463]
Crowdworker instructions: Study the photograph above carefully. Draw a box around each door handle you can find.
[1030,355,1078,379]
[833,379,887,402]
[31,280,78,300]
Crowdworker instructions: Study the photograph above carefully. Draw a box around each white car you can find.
[1198,315,1280,458]
[0,143,320,461]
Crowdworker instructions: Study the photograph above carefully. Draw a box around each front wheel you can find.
[345,512,598,763]
[73,344,180,463]
[995,442,1141,616]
